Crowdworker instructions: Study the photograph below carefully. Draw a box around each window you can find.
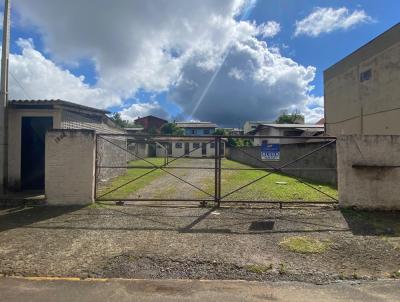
[193,143,200,148]
[175,142,182,148]
[210,142,215,149]
[191,129,196,135]
[360,69,372,82]
[204,129,210,134]
[261,140,268,145]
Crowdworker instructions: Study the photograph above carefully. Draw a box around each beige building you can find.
[249,124,324,146]
[7,99,124,191]
[324,23,400,136]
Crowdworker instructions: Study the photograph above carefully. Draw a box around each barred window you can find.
[193,143,200,148]
[175,142,182,148]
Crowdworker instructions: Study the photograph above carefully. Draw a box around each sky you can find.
[1,0,399,127]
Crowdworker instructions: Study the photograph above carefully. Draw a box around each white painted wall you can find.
[45,129,95,205]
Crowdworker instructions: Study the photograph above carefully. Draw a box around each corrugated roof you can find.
[259,124,324,129]
[9,99,110,114]
[176,122,217,128]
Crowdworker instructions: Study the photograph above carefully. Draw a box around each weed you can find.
[391,270,400,279]
[245,264,273,274]
[278,263,287,275]
[279,236,331,254]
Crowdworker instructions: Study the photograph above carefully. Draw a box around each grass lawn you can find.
[97,157,166,199]
[213,159,338,202]
[97,157,338,202]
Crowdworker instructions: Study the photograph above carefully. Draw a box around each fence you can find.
[95,134,338,207]
[227,142,337,186]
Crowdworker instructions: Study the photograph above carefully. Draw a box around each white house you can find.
[155,137,225,158]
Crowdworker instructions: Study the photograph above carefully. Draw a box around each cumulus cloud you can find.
[11,0,324,126]
[169,36,317,126]
[119,102,168,121]
[8,38,120,109]
[294,7,373,37]
[257,21,280,38]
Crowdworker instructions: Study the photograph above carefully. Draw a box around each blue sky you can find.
[2,0,399,126]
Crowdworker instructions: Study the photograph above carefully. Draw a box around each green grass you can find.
[203,159,338,202]
[279,236,331,254]
[245,263,273,274]
[98,158,338,202]
[97,157,166,199]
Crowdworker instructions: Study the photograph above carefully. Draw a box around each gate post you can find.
[214,136,222,208]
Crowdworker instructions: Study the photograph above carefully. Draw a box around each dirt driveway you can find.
[129,158,215,200]
[0,204,399,283]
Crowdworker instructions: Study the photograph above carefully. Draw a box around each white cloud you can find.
[11,0,325,126]
[8,38,120,109]
[294,7,373,37]
[119,102,168,121]
[257,21,280,38]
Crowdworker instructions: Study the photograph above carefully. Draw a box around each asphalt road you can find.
[0,277,399,302]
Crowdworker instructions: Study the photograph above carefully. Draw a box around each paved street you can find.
[0,277,399,302]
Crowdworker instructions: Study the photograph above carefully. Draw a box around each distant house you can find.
[176,122,217,136]
[7,99,125,191]
[219,128,244,135]
[155,137,223,158]
[134,115,167,133]
[249,123,325,145]
[243,121,272,134]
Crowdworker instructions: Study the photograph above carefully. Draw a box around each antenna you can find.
[0,0,10,192]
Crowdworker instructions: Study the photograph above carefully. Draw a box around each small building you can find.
[7,99,125,191]
[243,121,272,134]
[134,115,167,133]
[324,22,400,136]
[155,137,224,158]
[175,122,217,136]
[249,123,324,146]
[219,128,244,135]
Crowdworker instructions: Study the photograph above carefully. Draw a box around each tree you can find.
[275,110,304,124]
[160,123,184,135]
[109,112,136,128]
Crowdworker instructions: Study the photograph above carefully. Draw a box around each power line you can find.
[9,71,31,99]
[325,106,400,125]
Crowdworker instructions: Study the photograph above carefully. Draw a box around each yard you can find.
[97,158,338,203]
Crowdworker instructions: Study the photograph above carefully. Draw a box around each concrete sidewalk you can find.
[0,277,399,302]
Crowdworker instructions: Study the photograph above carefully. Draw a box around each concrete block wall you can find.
[45,129,96,205]
[227,142,337,186]
[96,136,128,182]
[337,135,400,210]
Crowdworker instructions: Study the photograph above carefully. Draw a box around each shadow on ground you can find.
[341,208,400,236]
[0,205,85,233]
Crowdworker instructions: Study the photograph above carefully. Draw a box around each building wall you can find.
[45,129,95,205]
[7,108,62,190]
[324,25,400,136]
[337,135,400,209]
[227,142,337,186]
[253,127,319,146]
[155,141,221,158]
[7,107,125,191]
[135,116,166,132]
[183,128,215,136]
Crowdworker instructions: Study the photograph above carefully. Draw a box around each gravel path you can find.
[128,158,215,202]
[0,205,399,284]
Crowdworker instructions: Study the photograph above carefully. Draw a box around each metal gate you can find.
[95,133,338,207]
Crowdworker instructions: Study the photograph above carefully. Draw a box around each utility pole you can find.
[0,0,10,193]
